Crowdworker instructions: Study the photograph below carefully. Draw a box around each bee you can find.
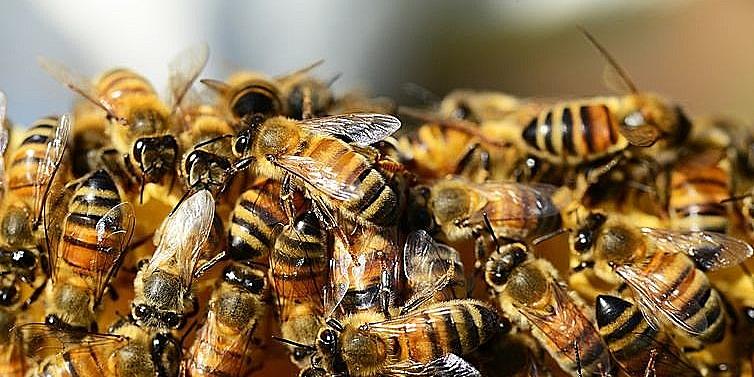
[131,190,219,330]
[270,210,327,368]
[71,99,111,178]
[185,261,269,377]
[427,177,564,263]
[571,211,752,346]
[668,150,732,233]
[595,294,702,377]
[519,29,691,166]
[39,44,209,202]
[484,242,612,376]
[231,113,403,228]
[275,60,336,119]
[42,169,135,332]
[437,89,532,124]
[329,90,396,116]
[326,224,401,317]
[17,323,128,377]
[108,319,181,377]
[403,229,467,302]
[303,297,500,377]
[0,308,24,376]
[201,70,283,122]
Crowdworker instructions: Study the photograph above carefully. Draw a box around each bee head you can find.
[594,220,644,265]
[184,149,231,192]
[621,93,690,148]
[132,135,178,183]
[429,180,471,226]
[222,263,265,295]
[571,212,607,254]
[233,114,265,156]
[485,243,528,289]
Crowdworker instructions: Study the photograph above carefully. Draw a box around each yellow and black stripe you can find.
[229,82,283,121]
[7,116,59,207]
[522,101,626,165]
[596,294,702,377]
[96,68,156,106]
[228,180,287,262]
[669,155,731,233]
[484,186,561,241]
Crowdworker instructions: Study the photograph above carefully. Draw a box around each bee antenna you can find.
[720,193,751,204]
[578,25,638,94]
[482,212,500,250]
[326,318,344,332]
[532,228,568,246]
[327,73,342,88]
[271,336,316,351]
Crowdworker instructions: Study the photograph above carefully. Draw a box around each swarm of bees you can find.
[3,29,754,377]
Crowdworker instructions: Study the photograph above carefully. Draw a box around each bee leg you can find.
[379,269,393,319]
[280,174,298,226]
[643,348,658,377]
[301,86,313,120]
[574,339,583,377]
[19,278,47,311]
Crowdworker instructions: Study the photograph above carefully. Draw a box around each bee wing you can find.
[15,323,126,365]
[34,113,71,221]
[196,310,258,376]
[387,354,481,377]
[641,228,753,271]
[614,263,707,336]
[619,120,662,147]
[149,190,215,287]
[617,331,700,377]
[166,43,210,111]
[91,202,135,306]
[324,232,351,318]
[298,113,401,146]
[44,179,79,284]
[273,155,362,201]
[467,181,562,225]
[519,283,611,374]
[37,57,118,120]
[0,91,8,196]
[402,230,459,311]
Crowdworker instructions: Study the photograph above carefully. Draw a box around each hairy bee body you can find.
[227,179,289,262]
[596,294,702,377]
[668,153,731,233]
[7,116,61,208]
[186,263,269,377]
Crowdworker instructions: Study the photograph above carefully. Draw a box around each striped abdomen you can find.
[228,180,287,262]
[336,228,400,314]
[270,211,327,321]
[669,157,731,233]
[596,295,701,377]
[642,251,725,344]
[95,68,157,108]
[58,170,123,277]
[7,117,58,209]
[376,300,499,364]
[522,100,626,165]
[399,124,483,180]
[302,136,400,226]
[229,82,283,120]
[484,189,561,241]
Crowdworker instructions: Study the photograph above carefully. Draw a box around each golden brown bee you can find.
[484,243,612,376]
[39,44,209,202]
[201,71,284,122]
[108,318,181,377]
[275,60,336,120]
[42,169,135,332]
[232,113,402,228]
[403,229,467,302]
[668,150,732,233]
[271,210,327,369]
[185,262,269,377]
[427,177,563,262]
[131,190,219,330]
[325,224,401,318]
[303,299,500,377]
[595,294,701,377]
[571,211,752,346]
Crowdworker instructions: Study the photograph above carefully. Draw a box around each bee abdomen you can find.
[228,187,286,261]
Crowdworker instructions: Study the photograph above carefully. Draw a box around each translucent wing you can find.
[620,120,662,147]
[34,113,71,221]
[91,202,135,305]
[615,263,708,336]
[324,232,351,318]
[275,59,325,81]
[388,354,481,377]
[37,57,117,119]
[166,43,210,111]
[0,91,8,196]
[466,181,562,225]
[641,228,753,271]
[402,230,458,313]
[272,155,361,201]
[192,309,258,376]
[15,323,126,365]
[44,179,79,284]
[616,331,701,377]
[149,190,215,287]
[519,283,611,374]
[299,113,401,146]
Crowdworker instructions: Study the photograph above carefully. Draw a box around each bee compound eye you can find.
[133,304,152,320]
[573,231,592,253]
[0,285,18,306]
[161,312,182,328]
[11,249,36,269]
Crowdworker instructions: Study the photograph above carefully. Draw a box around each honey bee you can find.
[108,318,181,377]
[329,90,396,116]
[327,224,402,317]
[42,169,135,332]
[201,70,283,122]
[270,210,327,368]
[571,211,752,346]
[595,294,702,377]
[231,113,403,228]
[17,323,128,377]
[132,190,219,330]
[185,261,269,376]
[39,44,209,202]
[427,177,564,262]
[437,89,528,124]
[303,297,500,377]
[668,150,732,233]
[275,60,336,119]
[403,229,467,302]
[519,30,691,167]
[71,99,111,178]
[484,242,612,376]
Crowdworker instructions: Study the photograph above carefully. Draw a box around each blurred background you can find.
[2,0,754,124]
